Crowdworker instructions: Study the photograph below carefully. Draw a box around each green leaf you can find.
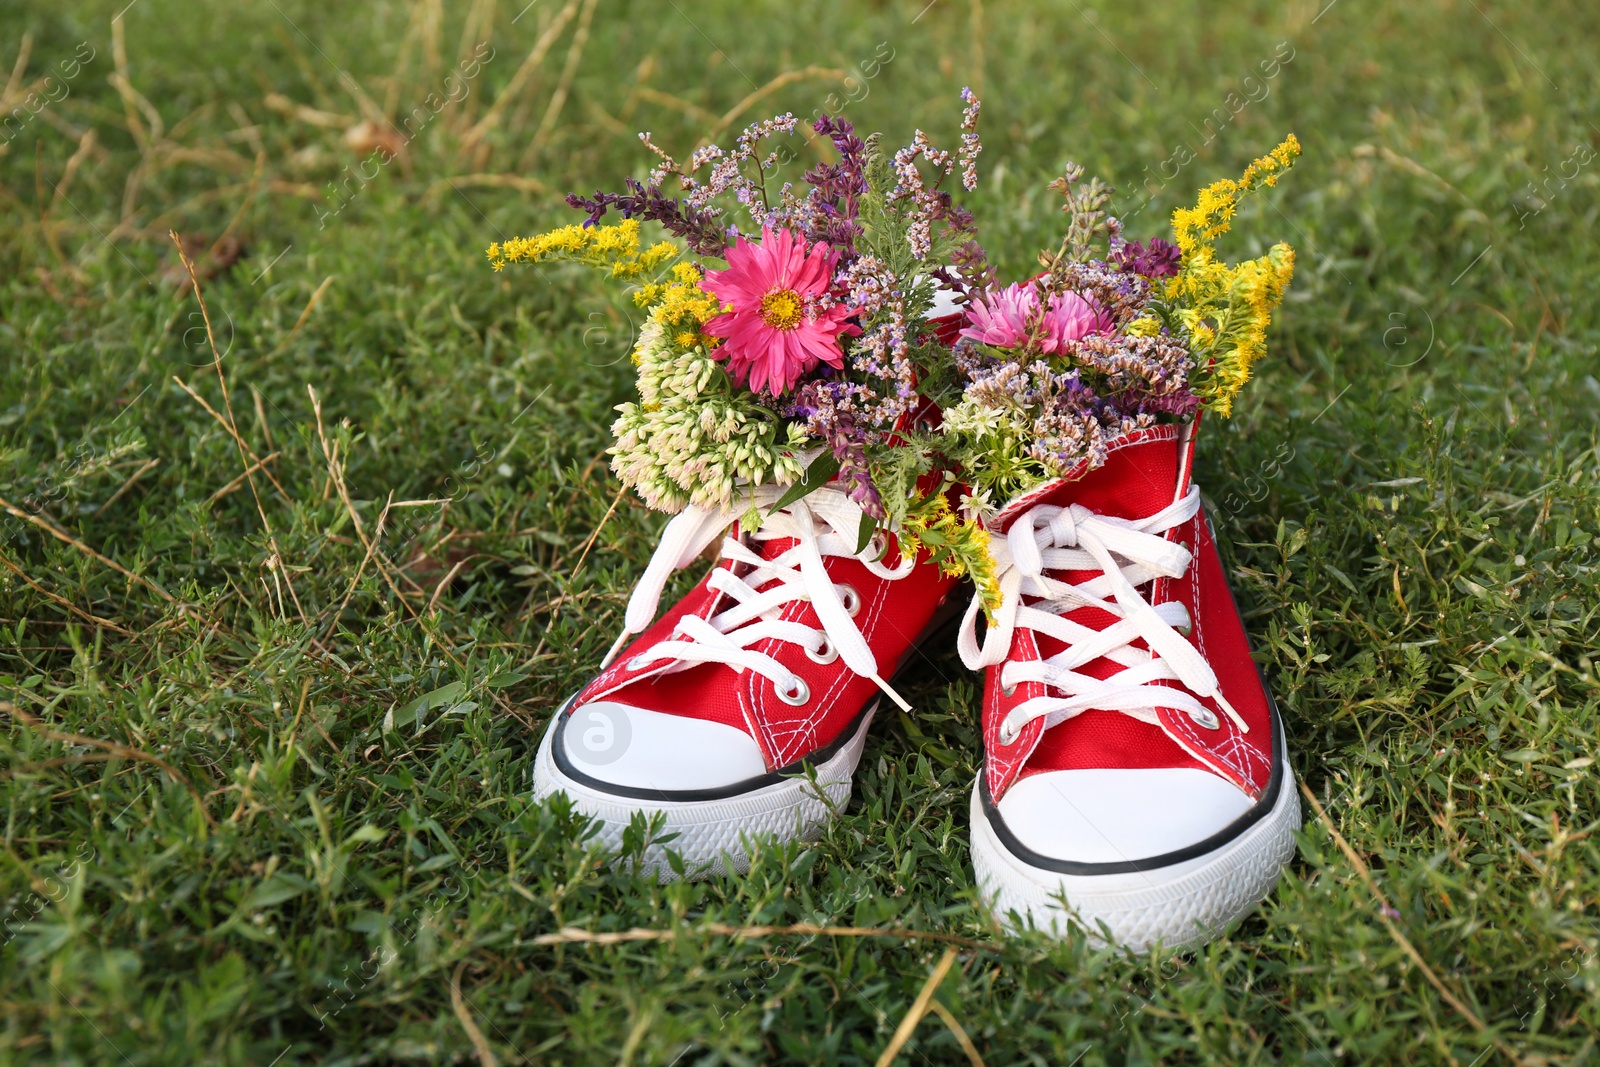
[388,681,468,733]
[771,453,839,512]
[242,872,311,911]
[856,512,877,555]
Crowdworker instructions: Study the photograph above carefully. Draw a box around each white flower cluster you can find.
[938,395,1013,441]
[611,320,808,512]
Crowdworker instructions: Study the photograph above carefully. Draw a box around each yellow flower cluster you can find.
[1170,135,1300,257]
[633,262,726,359]
[1164,136,1300,415]
[1207,243,1296,408]
[485,219,678,279]
[899,495,1002,613]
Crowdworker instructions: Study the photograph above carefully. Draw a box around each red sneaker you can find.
[958,424,1299,949]
[534,482,960,878]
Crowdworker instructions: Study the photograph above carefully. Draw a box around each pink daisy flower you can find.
[959,282,1110,354]
[701,227,856,397]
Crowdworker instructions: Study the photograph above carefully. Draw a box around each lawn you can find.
[2,0,1598,1063]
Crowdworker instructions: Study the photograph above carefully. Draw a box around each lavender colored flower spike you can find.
[800,115,872,262]
[565,179,728,257]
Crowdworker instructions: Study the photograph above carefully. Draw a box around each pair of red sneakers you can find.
[532,423,1299,950]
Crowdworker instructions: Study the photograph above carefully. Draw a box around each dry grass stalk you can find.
[515,0,602,171]
[0,492,175,603]
[0,701,214,828]
[172,377,292,504]
[94,457,161,515]
[0,551,136,636]
[171,231,310,625]
[1299,782,1525,1066]
[459,0,582,163]
[875,948,960,1067]
[450,960,500,1067]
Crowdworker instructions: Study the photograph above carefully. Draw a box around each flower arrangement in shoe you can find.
[486,95,1298,608]
[938,136,1301,516]
[489,92,995,585]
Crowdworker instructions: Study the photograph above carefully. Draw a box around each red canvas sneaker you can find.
[958,423,1299,949]
[533,481,961,879]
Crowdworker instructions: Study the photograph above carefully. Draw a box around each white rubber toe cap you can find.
[996,768,1255,866]
[558,701,768,792]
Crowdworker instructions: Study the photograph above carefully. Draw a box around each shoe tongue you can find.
[991,427,1191,667]
[993,427,1190,533]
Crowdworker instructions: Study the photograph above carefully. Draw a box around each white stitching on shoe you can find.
[1152,513,1269,792]
[759,555,894,766]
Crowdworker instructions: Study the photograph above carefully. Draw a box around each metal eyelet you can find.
[1173,605,1194,638]
[838,584,861,617]
[626,656,649,671]
[1191,706,1220,730]
[868,532,889,560]
[1001,682,1018,697]
[776,677,811,706]
[805,638,839,665]
[998,721,1019,745]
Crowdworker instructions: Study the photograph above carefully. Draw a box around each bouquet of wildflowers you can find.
[488,92,1298,608]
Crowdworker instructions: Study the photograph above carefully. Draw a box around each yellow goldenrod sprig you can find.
[630,261,725,360]
[1163,136,1300,416]
[1170,135,1300,258]
[485,218,679,280]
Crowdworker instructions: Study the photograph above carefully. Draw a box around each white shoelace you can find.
[957,486,1248,744]
[601,485,917,712]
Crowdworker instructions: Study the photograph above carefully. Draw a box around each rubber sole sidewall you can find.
[532,701,878,881]
[970,759,1301,951]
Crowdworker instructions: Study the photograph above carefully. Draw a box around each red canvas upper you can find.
[982,425,1277,802]
[573,526,959,771]
[572,314,969,773]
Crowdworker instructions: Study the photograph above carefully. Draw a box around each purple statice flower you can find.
[786,379,886,518]
[822,251,919,428]
[592,115,804,244]
[953,310,1199,482]
[1069,332,1199,419]
[1112,237,1182,279]
[958,87,982,192]
[889,129,959,261]
[1048,259,1154,330]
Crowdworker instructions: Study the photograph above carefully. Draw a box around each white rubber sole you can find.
[970,747,1300,951]
[532,701,878,881]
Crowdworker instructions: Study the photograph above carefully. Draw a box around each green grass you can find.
[2,0,1598,1062]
